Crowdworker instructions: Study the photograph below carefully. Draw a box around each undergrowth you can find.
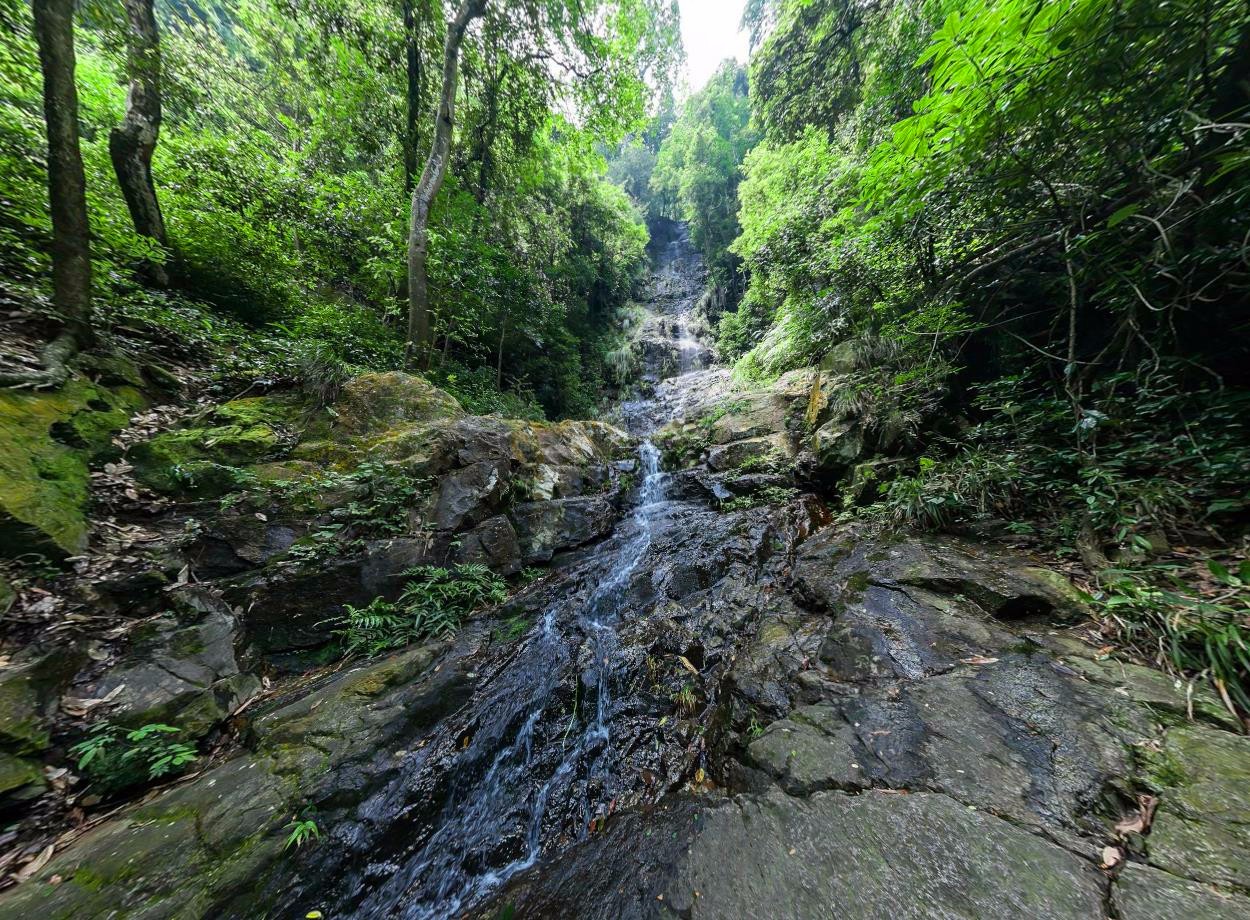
[334,564,509,657]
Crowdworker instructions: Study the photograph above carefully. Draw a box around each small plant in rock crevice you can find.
[69,722,199,794]
[285,815,323,850]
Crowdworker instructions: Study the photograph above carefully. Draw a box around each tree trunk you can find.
[109,0,168,286]
[496,305,507,389]
[5,0,93,388]
[405,0,487,369]
[402,0,425,196]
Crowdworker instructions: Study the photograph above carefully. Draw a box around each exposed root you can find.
[0,330,78,390]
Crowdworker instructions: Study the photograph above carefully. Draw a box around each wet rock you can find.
[0,642,472,919]
[511,496,617,563]
[1113,862,1250,919]
[1140,725,1250,890]
[665,790,1105,919]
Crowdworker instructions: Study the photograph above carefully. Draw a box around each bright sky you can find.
[677,0,750,95]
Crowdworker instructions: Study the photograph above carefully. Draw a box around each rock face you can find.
[472,530,1250,919]
[2,242,1245,918]
[89,588,258,737]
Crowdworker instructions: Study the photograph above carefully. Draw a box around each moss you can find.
[210,394,305,429]
[0,751,43,794]
[0,574,13,614]
[0,378,145,556]
[844,570,871,601]
[332,372,464,439]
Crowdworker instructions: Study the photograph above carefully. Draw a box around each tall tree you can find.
[406,0,488,367]
[4,0,93,388]
[401,0,431,195]
[109,0,168,284]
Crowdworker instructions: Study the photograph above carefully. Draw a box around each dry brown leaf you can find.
[1100,845,1123,869]
[960,656,999,666]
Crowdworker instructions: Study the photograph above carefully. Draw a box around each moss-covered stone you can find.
[130,410,293,500]
[0,379,145,556]
[0,751,43,796]
[332,372,464,439]
[1141,725,1250,891]
[0,647,86,754]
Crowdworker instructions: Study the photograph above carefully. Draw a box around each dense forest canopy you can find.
[1,0,680,417]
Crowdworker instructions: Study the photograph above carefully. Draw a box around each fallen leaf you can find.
[1100,845,1123,869]
[960,656,999,666]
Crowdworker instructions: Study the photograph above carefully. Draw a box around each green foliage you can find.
[652,62,756,285]
[334,564,508,657]
[860,368,1250,548]
[721,485,798,512]
[284,817,323,850]
[1091,560,1250,715]
[69,722,198,794]
[2,0,679,419]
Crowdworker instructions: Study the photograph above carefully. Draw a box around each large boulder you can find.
[510,496,618,563]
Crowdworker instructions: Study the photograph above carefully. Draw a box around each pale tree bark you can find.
[109,0,168,285]
[405,0,488,369]
[4,0,93,389]
[402,0,427,196]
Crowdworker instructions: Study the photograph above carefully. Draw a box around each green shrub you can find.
[69,722,198,794]
[334,564,509,658]
[1090,559,1250,715]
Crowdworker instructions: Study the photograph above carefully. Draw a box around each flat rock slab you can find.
[1113,862,1250,920]
[663,789,1106,919]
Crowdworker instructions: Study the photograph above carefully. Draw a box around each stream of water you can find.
[330,223,711,918]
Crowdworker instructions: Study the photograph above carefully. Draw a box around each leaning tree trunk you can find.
[109,0,168,285]
[405,0,488,369]
[4,0,93,388]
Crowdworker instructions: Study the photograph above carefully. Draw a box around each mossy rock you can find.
[0,378,145,557]
[0,751,43,797]
[0,647,87,754]
[331,371,464,439]
[129,396,303,498]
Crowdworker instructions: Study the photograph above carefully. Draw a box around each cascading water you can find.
[347,442,670,918]
[311,222,712,919]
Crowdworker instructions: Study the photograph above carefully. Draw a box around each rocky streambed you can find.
[1,227,1248,919]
